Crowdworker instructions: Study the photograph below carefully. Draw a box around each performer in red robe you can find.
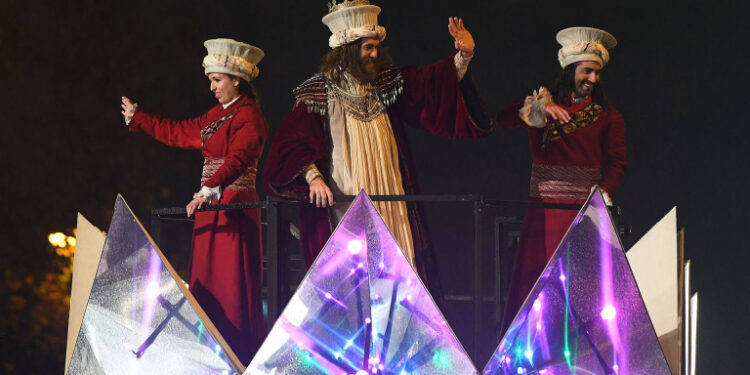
[495,27,626,331]
[263,2,492,302]
[121,38,268,364]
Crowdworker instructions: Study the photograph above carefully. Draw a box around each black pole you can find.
[266,198,280,330]
[150,213,161,247]
[473,199,483,362]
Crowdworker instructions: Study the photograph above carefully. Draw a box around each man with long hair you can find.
[263,0,492,301]
[495,27,626,332]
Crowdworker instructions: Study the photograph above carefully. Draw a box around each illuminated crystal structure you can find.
[247,191,477,375]
[67,196,243,374]
[483,187,671,375]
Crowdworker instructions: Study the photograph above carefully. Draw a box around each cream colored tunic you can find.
[306,53,472,268]
[327,73,416,266]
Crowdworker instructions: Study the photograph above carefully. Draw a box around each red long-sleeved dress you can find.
[495,95,626,331]
[129,95,268,364]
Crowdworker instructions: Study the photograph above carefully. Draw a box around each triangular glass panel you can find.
[483,187,671,375]
[67,195,244,374]
[247,190,477,374]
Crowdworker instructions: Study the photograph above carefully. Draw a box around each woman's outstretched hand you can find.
[121,96,137,124]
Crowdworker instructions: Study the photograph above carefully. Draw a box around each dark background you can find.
[1,0,747,373]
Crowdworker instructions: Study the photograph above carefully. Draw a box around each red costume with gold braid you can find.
[496,94,626,329]
[129,95,268,364]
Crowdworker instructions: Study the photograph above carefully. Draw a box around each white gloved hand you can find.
[519,87,553,128]
[194,185,222,202]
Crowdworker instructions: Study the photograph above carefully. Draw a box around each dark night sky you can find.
[1,0,748,372]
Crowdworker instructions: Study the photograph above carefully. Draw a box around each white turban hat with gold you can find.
[556,27,617,69]
[202,38,264,83]
[322,0,386,49]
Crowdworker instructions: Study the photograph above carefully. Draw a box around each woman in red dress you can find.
[120,38,268,364]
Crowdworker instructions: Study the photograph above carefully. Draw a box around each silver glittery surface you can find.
[247,192,477,374]
[67,196,241,375]
[483,188,671,374]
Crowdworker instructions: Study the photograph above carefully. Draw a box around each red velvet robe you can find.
[495,95,626,330]
[129,95,268,364]
[263,56,492,304]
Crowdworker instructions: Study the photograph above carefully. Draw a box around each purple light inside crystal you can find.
[141,246,162,327]
[348,239,363,254]
[601,304,617,321]
[249,192,477,374]
[320,235,365,276]
[146,281,160,299]
[482,188,671,374]
[595,190,629,372]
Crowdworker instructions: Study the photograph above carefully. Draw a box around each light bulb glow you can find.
[524,349,533,360]
[601,304,617,320]
[146,281,160,299]
[533,299,542,312]
[348,239,363,254]
[48,232,67,248]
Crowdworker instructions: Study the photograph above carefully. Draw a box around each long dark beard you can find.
[349,57,379,83]
[552,63,610,108]
[574,79,596,99]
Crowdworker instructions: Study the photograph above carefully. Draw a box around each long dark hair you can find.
[236,76,261,107]
[551,62,609,108]
[319,39,394,84]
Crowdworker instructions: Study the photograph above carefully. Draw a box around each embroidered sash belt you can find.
[542,103,604,147]
[201,157,257,192]
[530,163,600,201]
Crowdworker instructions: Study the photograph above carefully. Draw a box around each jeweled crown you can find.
[328,0,370,13]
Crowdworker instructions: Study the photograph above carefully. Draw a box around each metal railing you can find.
[150,194,624,362]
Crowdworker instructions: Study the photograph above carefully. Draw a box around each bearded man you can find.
[263,0,492,299]
[495,27,626,331]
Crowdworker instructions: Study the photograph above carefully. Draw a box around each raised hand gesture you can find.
[121,96,137,125]
[448,17,475,58]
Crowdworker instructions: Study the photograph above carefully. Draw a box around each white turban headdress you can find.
[202,38,264,83]
[322,1,386,48]
[556,27,617,68]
